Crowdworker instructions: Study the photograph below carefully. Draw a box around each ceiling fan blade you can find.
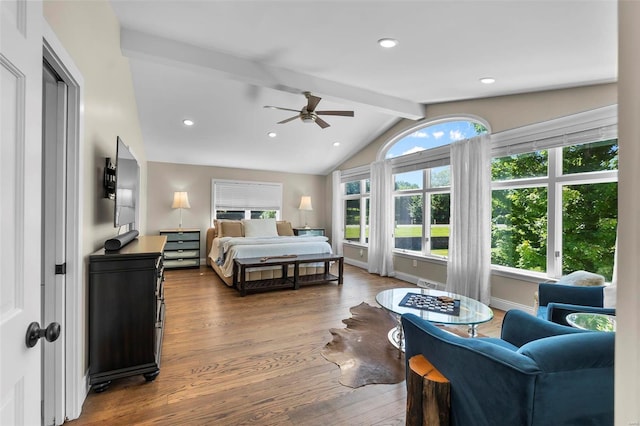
[264,105,301,113]
[306,94,322,112]
[316,110,355,117]
[315,117,331,129]
[277,115,300,124]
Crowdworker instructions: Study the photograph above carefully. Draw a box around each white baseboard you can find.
[344,257,368,269]
[489,297,535,315]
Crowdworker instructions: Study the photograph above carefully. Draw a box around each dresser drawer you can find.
[165,241,199,251]
[162,231,199,242]
[164,249,199,260]
[164,258,200,268]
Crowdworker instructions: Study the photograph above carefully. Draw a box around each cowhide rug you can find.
[321,302,405,388]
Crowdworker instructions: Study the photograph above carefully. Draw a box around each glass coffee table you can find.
[566,312,616,332]
[376,287,494,353]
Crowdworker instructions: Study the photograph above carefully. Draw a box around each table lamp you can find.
[172,191,191,228]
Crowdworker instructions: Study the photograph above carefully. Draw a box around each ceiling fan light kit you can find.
[264,91,354,129]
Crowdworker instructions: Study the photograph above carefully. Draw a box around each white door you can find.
[1,1,45,425]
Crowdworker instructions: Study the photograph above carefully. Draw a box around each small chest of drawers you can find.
[293,227,325,237]
[159,228,200,269]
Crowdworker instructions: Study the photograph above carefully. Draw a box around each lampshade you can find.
[299,196,313,211]
[172,191,191,209]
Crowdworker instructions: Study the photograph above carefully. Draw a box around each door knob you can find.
[25,322,61,348]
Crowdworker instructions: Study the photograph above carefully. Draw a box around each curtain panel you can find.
[368,160,395,276]
[446,134,491,304]
[331,170,344,255]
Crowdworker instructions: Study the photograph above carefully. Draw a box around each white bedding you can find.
[209,235,332,278]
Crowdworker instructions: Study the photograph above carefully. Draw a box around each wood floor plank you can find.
[67,264,504,425]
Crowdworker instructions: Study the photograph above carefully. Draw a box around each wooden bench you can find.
[233,253,344,296]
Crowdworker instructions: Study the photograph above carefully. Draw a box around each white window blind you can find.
[340,165,370,183]
[491,105,617,156]
[212,180,282,210]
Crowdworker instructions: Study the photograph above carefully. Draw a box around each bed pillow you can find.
[218,220,244,238]
[276,221,294,236]
[242,219,278,237]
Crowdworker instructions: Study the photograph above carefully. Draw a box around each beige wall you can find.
[43,0,145,375]
[147,162,327,257]
[336,83,618,308]
[44,0,147,249]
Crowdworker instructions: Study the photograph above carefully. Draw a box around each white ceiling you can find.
[111,0,617,175]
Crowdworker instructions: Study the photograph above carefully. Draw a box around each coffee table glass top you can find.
[376,287,493,326]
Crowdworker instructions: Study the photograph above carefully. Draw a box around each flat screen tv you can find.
[114,137,139,228]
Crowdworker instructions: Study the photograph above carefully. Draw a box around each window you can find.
[340,106,617,282]
[387,119,487,256]
[491,106,618,280]
[212,180,282,221]
[344,179,369,244]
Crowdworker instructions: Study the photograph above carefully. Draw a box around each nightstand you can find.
[293,227,325,237]
[159,228,200,269]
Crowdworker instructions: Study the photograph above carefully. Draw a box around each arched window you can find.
[382,118,488,257]
[384,119,488,160]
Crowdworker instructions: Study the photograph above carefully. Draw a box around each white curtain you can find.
[445,134,491,304]
[368,160,395,276]
[331,170,344,255]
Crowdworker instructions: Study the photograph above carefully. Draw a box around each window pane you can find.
[430,166,450,188]
[395,171,422,190]
[345,199,361,242]
[492,151,548,181]
[491,187,547,272]
[365,198,370,243]
[563,139,618,174]
[394,194,423,251]
[562,182,617,281]
[251,210,276,219]
[365,179,370,194]
[345,181,361,195]
[216,210,245,220]
[430,193,450,256]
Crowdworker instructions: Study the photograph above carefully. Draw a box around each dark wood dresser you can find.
[88,235,166,392]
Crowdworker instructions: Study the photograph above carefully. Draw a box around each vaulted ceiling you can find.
[111,0,617,175]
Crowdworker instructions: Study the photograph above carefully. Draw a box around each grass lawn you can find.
[345,224,450,239]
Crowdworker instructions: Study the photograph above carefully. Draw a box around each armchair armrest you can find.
[546,302,616,326]
[538,283,604,307]
[500,309,584,347]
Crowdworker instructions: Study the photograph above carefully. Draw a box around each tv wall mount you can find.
[104,157,116,200]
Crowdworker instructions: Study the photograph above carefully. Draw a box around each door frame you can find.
[42,22,85,422]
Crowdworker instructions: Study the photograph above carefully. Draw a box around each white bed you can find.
[206,219,333,287]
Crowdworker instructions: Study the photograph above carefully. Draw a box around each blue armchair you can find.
[402,310,614,426]
[537,283,615,326]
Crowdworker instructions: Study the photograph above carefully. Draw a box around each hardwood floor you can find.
[68,264,504,426]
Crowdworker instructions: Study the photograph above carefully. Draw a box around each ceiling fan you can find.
[264,91,354,129]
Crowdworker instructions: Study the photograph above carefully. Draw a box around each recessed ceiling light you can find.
[183,119,194,126]
[267,132,277,138]
[333,142,341,147]
[378,38,398,48]
[480,77,496,85]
